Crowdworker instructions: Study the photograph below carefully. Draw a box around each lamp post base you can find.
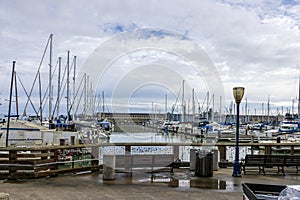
[232,160,241,177]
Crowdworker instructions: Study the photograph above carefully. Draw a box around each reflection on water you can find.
[190,178,227,189]
[166,178,227,189]
[105,173,232,191]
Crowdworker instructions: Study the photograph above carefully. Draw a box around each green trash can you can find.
[195,152,213,177]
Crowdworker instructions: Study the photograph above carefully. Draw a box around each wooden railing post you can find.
[291,145,294,155]
[91,146,99,171]
[9,150,17,179]
[53,149,59,171]
[125,145,131,155]
[265,145,272,155]
[218,145,226,161]
[173,145,179,161]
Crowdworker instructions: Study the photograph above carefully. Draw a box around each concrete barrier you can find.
[103,155,115,180]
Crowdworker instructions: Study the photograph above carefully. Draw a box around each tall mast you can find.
[102,91,105,118]
[83,73,87,117]
[6,61,16,147]
[165,94,167,120]
[67,50,70,120]
[14,71,19,119]
[182,80,185,122]
[245,98,248,123]
[90,81,93,116]
[267,95,270,122]
[212,93,214,122]
[219,96,222,123]
[22,35,51,118]
[261,103,264,122]
[192,88,195,123]
[292,99,295,116]
[207,91,209,121]
[87,75,89,115]
[57,57,61,118]
[49,34,53,120]
[39,71,42,125]
[73,56,76,121]
[298,73,300,117]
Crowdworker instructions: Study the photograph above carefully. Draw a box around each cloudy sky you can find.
[1,0,300,117]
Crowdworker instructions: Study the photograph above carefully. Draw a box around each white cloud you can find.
[1,0,300,115]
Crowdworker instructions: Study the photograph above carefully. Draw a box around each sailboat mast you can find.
[14,71,19,119]
[207,91,209,121]
[219,96,222,123]
[267,95,270,122]
[102,91,105,118]
[298,74,300,117]
[182,80,185,122]
[165,94,167,120]
[192,88,195,123]
[83,73,87,116]
[73,56,76,121]
[49,34,53,120]
[212,93,214,122]
[245,98,248,123]
[39,71,42,126]
[67,50,70,120]
[57,57,61,118]
[6,61,16,147]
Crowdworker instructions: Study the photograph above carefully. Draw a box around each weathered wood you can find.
[17,152,54,158]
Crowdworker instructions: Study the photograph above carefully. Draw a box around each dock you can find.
[1,166,300,199]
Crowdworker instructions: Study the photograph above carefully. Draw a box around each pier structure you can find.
[80,112,282,124]
[0,142,300,179]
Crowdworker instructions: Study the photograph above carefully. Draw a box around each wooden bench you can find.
[242,154,300,175]
[284,155,300,174]
[115,154,175,176]
[242,155,266,175]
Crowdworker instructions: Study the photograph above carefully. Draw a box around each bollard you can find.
[189,149,198,171]
[70,136,75,145]
[103,155,115,180]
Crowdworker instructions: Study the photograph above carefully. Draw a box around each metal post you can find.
[232,102,241,177]
[6,61,16,147]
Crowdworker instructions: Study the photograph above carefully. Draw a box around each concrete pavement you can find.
[0,167,300,200]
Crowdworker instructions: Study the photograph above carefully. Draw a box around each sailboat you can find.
[278,113,300,134]
[278,71,300,134]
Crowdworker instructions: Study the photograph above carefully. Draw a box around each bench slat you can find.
[114,154,174,174]
[243,154,300,175]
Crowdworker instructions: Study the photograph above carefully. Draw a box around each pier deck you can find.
[1,167,300,199]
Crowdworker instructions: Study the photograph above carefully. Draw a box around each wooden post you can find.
[125,145,131,155]
[9,150,17,179]
[218,145,226,161]
[91,146,99,171]
[53,149,59,172]
[265,145,272,155]
[173,145,179,161]
[291,145,294,155]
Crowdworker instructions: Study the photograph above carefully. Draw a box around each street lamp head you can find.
[233,87,245,104]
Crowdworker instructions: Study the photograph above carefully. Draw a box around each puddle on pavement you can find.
[102,173,235,191]
[167,178,232,190]
[127,175,233,190]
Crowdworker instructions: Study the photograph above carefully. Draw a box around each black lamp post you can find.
[232,87,245,177]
